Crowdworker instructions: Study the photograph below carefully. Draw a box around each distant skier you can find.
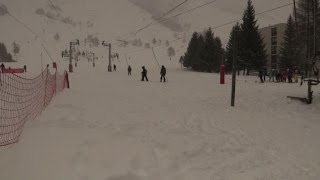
[263,66,268,81]
[113,64,117,71]
[128,65,132,76]
[258,68,264,83]
[0,63,5,72]
[160,65,166,82]
[23,65,27,72]
[141,66,148,81]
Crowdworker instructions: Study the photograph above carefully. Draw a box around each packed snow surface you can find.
[0,58,320,180]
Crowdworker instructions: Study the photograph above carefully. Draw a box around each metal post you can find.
[69,42,72,65]
[41,53,43,78]
[231,26,238,107]
[69,42,73,72]
[125,53,129,66]
[93,53,95,67]
[314,0,317,60]
[108,43,112,72]
[307,0,311,77]
[151,47,160,68]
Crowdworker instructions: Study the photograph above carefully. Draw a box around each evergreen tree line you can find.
[278,0,320,72]
[183,0,320,75]
[225,0,267,74]
[0,42,15,62]
[224,0,320,74]
[182,28,224,72]
[183,0,266,74]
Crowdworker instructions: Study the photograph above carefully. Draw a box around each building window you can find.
[271,45,277,54]
[271,37,277,45]
[271,27,277,36]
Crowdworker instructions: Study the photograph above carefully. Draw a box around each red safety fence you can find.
[0,68,69,146]
[2,68,25,74]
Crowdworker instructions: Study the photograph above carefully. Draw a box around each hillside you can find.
[0,0,182,74]
[0,0,293,73]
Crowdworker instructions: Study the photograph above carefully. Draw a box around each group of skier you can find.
[118,64,167,82]
[258,66,304,84]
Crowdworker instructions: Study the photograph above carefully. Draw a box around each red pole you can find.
[220,65,225,84]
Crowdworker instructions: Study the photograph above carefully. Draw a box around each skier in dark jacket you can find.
[259,69,264,83]
[113,64,117,71]
[128,65,132,76]
[141,66,148,81]
[160,65,166,82]
[0,63,5,72]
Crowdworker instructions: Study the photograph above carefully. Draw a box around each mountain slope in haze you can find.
[0,0,293,74]
[127,0,293,43]
[0,0,181,73]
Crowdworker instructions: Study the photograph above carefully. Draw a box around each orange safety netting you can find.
[0,69,69,146]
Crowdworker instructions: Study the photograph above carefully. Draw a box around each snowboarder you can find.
[141,66,148,81]
[128,65,132,76]
[113,64,117,71]
[160,65,166,82]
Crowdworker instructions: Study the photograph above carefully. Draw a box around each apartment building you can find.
[259,23,286,69]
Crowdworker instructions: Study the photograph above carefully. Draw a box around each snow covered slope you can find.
[1,61,320,180]
[1,1,320,179]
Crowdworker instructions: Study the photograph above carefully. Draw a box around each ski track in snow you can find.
[1,60,320,180]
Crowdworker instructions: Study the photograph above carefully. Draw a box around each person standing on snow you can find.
[128,65,132,76]
[160,65,166,82]
[263,66,268,82]
[113,64,117,71]
[141,66,148,81]
[0,63,5,72]
[258,68,264,83]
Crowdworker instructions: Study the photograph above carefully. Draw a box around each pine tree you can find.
[203,28,216,72]
[12,42,20,57]
[279,15,301,70]
[240,0,267,74]
[214,37,224,72]
[183,32,198,68]
[165,40,170,46]
[7,53,13,62]
[152,38,157,44]
[168,47,175,57]
[193,34,205,71]
[295,0,320,73]
[225,24,241,73]
[0,42,13,62]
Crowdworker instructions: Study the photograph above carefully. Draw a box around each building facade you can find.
[259,23,286,70]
